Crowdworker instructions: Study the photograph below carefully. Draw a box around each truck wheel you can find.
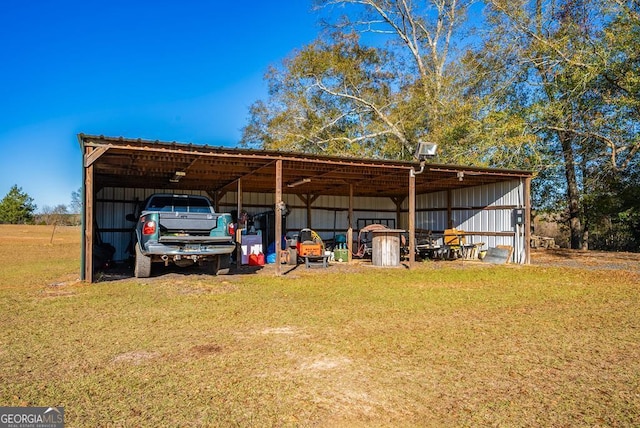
[217,254,230,275]
[206,255,230,276]
[134,243,151,278]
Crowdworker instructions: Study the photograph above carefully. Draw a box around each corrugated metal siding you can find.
[96,179,527,264]
[418,190,448,209]
[218,192,398,241]
[407,180,526,263]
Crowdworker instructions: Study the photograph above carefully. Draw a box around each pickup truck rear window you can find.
[148,196,212,213]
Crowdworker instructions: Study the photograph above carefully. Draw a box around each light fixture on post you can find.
[287,178,311,188]
[410,141,438,177]
[409,141,438,266]
[170,171,186,183]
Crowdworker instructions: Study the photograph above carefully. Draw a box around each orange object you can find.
[444,229,466,246]
[248,252,265,266]
[297,242,323,257]
[295,228,324,258]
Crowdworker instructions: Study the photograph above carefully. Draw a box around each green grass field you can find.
[0,225,639,426]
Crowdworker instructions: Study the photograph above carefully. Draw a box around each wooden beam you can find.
[218,160,276,192]
[83,140,439,174]
[183,155,202,174]
[83,146,109,168]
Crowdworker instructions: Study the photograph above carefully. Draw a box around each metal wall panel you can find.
[311,195,346,208]
[416,211,447,231]
[406,190,448,210]
[218,191,398,240]
[411,180,526,262]
[95,179,527,263]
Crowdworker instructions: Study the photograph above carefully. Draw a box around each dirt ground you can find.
[270,248,640,275]
[530,248,640,273]
[97,247,640,282]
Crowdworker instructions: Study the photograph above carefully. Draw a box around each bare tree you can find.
[39,204,69,226]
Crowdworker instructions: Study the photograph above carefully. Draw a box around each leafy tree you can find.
[242,0,497,165]
[314,0,476,161]
[242,0,546,171]
[479,0,640,249]
[0,185,37,224]
[243,33,418,158]
[580,163,640,251]
[594,1,640,170]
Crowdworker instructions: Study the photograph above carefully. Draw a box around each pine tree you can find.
[0,185,37,224]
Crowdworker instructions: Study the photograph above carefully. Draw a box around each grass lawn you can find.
[0,224,639,426]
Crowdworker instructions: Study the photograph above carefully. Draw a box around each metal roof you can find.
[79,134,533,198]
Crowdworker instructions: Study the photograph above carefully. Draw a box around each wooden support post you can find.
[207,190,224,212]
[447,189,453,229]
[409,171,416,265]
[275,160,282,276]
[524,177,532,264]
[83,148,94,282]
[236,179,242,269]
[348,184,353,263]
[391,196,403,230]
[212,191,219,212]
[306,194,312,229]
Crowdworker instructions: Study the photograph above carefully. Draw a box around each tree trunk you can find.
[559,132,583,249]
[582,225,589,250]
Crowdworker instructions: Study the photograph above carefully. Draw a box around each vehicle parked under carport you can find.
[127,193,236,277]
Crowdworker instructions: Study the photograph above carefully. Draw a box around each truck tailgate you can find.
[158,212,219,234]
[158,235,233,244]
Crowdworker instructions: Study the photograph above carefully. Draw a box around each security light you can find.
[410,141,438,177]
[414,141,438,160]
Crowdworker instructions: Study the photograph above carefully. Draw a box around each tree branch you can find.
[543,124,639,170]
[311,76,409,145]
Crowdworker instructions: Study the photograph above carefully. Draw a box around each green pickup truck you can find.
[127,194,236,278]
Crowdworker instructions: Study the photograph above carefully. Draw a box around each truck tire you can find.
[217,254,231,275]
[134,243,152,278]
[206,254,230,276]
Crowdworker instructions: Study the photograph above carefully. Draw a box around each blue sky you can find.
[0,1,318,209]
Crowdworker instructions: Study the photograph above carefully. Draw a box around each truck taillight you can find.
[142,220,156,235]
[228,222,235,237]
